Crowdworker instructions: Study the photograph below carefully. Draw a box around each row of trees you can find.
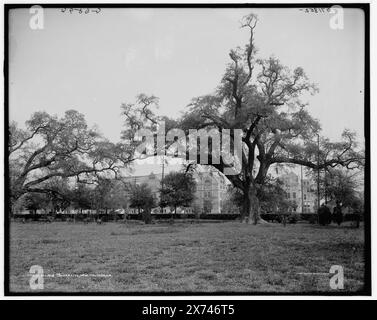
[13,177,128,216]
[12,167,197,224]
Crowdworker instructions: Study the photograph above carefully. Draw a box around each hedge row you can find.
[11,212,363,222]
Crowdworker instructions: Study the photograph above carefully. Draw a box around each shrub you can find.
[288,214,298,224]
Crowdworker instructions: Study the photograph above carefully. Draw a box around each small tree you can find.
[128,183,155,224]
[72,183,93,213]
[324,169,362,207]
[107,180,129,221]
[258,177,292,214]
[93,178,113,215]
[159,172,196,217]
[43,178,72,213]
[23,192,50,215]
[222,188,241,214]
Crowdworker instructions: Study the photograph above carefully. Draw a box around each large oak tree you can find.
[9,110,133,207]
[123,13,364,224]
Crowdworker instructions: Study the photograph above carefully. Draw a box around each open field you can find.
[9,221,365,293]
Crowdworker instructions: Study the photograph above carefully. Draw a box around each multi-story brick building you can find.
[278,171,317,213]
[192,168,228,214]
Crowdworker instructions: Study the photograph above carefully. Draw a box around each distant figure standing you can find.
[323,203,332,225]
[318,203,325,225]
[318,203,331,226]
[333,201,343,226]
[354,208,361,228]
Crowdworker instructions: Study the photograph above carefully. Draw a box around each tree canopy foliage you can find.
[128,183,156,223]
[9,110,133,203]
[160,171,196,213]
[312,168,364,209]
[128,183,156,212]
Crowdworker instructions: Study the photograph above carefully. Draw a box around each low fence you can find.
[11,212,240,222]
[12,213,124,222]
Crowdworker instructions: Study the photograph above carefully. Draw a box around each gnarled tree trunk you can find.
[248,188,260,225]
[142,206,152,224]
[240,185,265,225]
[241,188,251,223]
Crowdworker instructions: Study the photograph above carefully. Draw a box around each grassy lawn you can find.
[9,220,365,293]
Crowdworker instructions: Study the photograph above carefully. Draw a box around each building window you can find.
[293,192,296,199]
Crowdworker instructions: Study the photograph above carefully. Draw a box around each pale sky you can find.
[9,7,365,175]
